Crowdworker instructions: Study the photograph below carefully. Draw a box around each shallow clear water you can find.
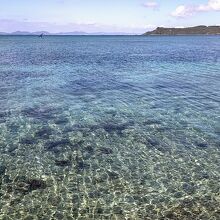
[0,35,220,219]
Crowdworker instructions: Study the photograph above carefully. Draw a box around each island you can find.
[143,25,220,36]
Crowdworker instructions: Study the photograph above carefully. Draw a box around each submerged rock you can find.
[145,137,171,153]
[107,170,119,180]
[0,117,6,124]
[102,121,134,135]
[143,119,161,126]
[46,139,72,153]
[113,206,123,214]
[147,137,160,146]
[23,215,36,220]
[173,191,184,198]
[182,183,196,195]
[55,159,71,167]
[21,106,59,120]
[20,136,36,145]
[88,190,101,199]
[95,207,104,214]
[54,117,69,125]
[155,145,169,153]
[7,123,20,133]
[97,147,113,155]
[105,108,117,116]
[0,111,8,118]
[26,179,47,191]
[35,126,53,139]
[84,145,94,154]
[76,160,87,172]
[196,142,208,148]
[0,164,6,175]
[13,177,47,193]
[9,198,22,206]
[75,154,89,173]
[7,145,17,153]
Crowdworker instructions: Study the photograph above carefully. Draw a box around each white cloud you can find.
[143,1,158,9]
[171,5,195,18]
[209,0,220,10]
[171,0,220,18]
[198,0,220,11]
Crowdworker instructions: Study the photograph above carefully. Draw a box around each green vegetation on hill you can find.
[143,26,220,35]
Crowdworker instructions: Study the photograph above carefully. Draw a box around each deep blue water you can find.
[0,36,220,219]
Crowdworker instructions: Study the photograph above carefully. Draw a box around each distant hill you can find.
[0,31,137,36]
[143,26,220,35]
[0,31,51,35]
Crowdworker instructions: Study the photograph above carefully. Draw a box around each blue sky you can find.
[0,0,219,33]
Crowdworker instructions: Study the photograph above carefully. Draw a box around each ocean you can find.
[0,35,220,219]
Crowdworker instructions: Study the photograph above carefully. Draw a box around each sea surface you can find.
[0,35,220,220]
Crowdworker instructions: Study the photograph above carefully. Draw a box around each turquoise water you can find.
[0,35,220,219]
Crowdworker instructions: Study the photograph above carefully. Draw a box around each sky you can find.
[0,0,219,33]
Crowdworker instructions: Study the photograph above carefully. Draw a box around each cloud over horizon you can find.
[171,0,220,18]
